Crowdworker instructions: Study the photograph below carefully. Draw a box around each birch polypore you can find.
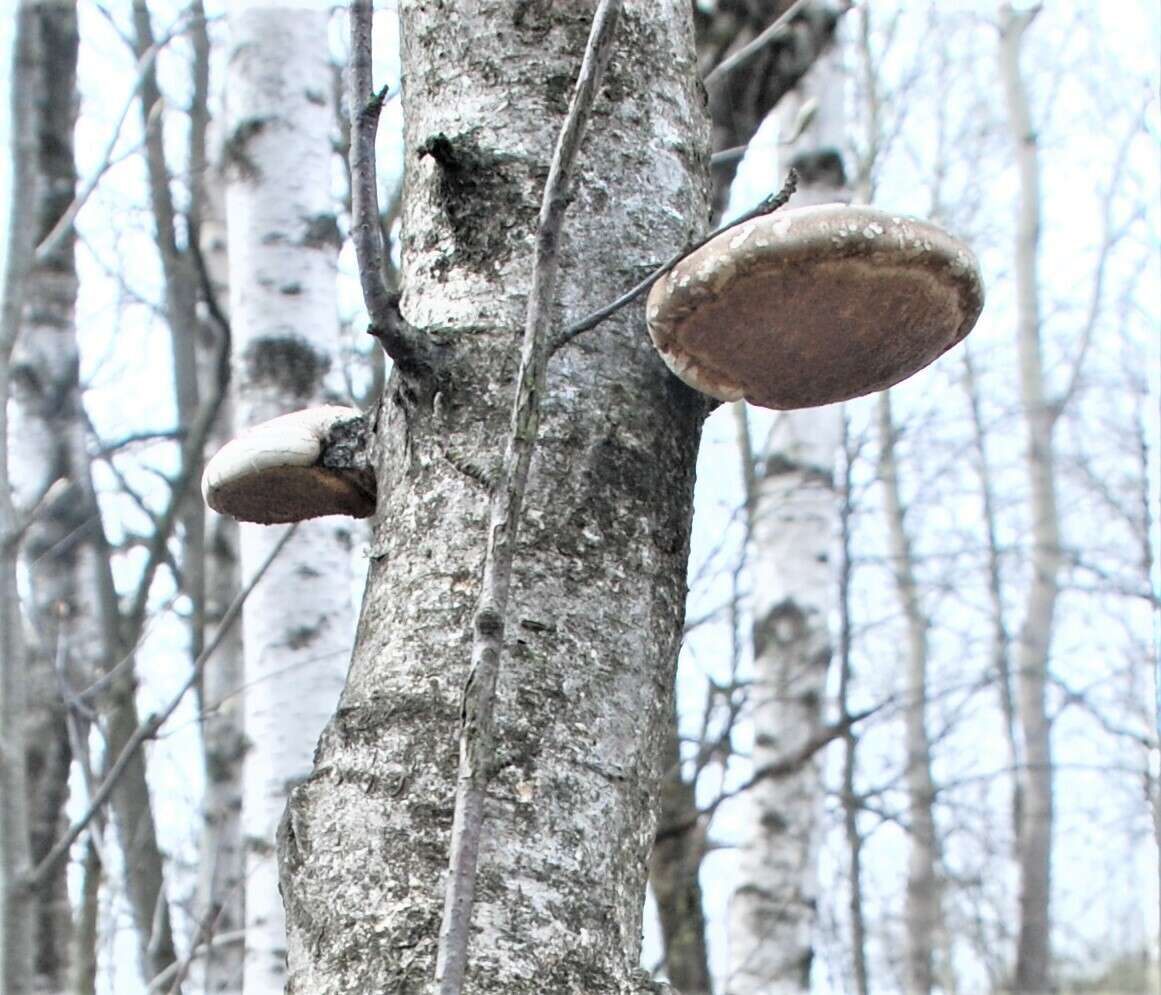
[645,204,984,409]
[202,406,374,524]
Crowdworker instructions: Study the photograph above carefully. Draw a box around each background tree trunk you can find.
[696,0,842,219]
[650,714,712,995]
[5,4,80,989]
[194,115,246,995]
[0,5,41,990]
[876,390,940,995]
[726,36,847,990]
[278,2,710,991]
[649,8,851,988]
[999,8,1058,992]
[223,9,354,992]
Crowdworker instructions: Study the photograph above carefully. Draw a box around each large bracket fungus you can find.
[646,203,984,410]
[202,405,375,524]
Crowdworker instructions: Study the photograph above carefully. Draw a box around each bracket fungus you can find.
[646,203,984,410]
[202,405,375,524]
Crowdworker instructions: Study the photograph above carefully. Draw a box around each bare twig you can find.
[703,0,813,89]
[123,326,229,639]
[551,168,798,353]
[654,704,881,844]
[433,3,622,991]
[22,524,297,891]
[146,930,246,994]
[34,10,197,264]
[348,2,435,376]
[1052,98,1149,421]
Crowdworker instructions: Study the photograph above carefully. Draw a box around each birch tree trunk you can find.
[726,29,846,994]
[999,8,1058,991]
[195,125,246,995]
[876,390,940,995]
[4,5,80,989]
[277,2,710,991]
[648,8,850,986]
[728,407,839,995]
[837,417,870,995]
[696,0,840,219]
[0,6,40,991]
[224,10,353,992]
[6,6,183,988]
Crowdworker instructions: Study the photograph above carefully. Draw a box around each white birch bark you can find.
[194,128,246,995]
[726,34,846,995]
[648,9,845,988]
[224,9,353,993]
[277,2,710,991]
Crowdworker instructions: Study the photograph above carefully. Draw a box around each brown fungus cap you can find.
[202,406,374,524]
[646,204,984,409]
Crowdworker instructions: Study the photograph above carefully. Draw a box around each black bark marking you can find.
[302,213,342,250]
[417,132,533,275]
[751,599,807,663]
[241,335,329,398]
[222,116,270,181]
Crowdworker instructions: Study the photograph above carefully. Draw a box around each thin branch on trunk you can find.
[23,524,296,890]
[702,0,813,88]
[34,10,198,265]
[433,4,623,991]
[551,168,797,352]
[347,2,436,376]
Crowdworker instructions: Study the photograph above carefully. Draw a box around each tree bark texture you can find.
[194,138,246,995]
[224,9,355,993]
[728,404,840,995]
[277,2,710,992]
[726,34,846,994]
[4,4,80,990]
[999,9,1058,992]
[1,5,42,991]
[877,390,940,995]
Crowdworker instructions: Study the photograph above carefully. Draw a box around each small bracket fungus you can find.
[646,203,984,410]
[202,406,375,524]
